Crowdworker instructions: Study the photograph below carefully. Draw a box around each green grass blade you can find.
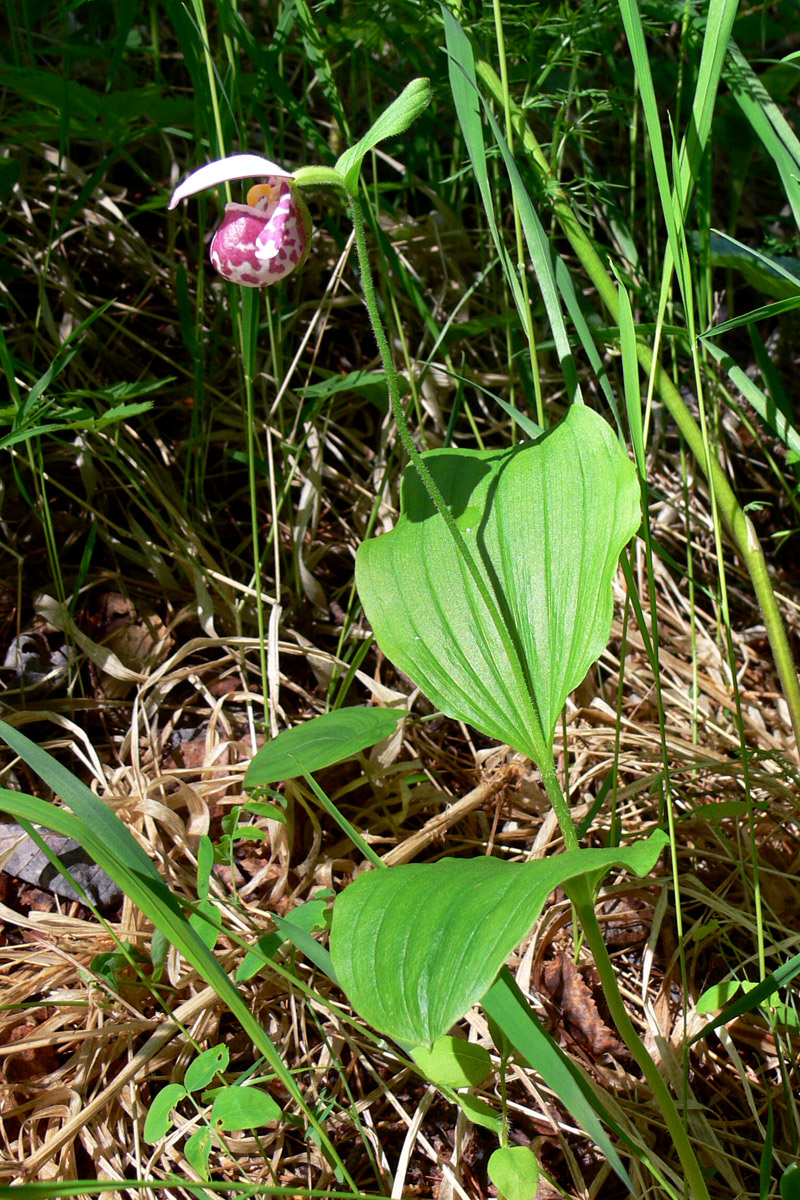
[614,266,644,476]
[441,9,527,323]
[299,769,384,869]
[725,41,800,230]
[702,341,800,460]
[684,0,740,197]
[615,0,684,279]
[618,0,737,315]
[700,294,800,337]
[554,257,623,433]
[478,98,581,404]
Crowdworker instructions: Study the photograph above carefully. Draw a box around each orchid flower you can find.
[169,153,313,288]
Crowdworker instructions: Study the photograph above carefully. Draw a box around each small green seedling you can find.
[90,940,149,993]
[143,1043,283,1179]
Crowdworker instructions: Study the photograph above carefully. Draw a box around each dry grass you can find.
[2,539,798,1194]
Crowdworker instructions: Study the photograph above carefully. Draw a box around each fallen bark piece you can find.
[0,821,122,907]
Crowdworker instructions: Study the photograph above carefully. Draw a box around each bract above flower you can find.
[169,154,312,288]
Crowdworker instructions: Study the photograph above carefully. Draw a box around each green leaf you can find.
[411,1036,492,1088]
[291,165,346,190]
[356,405,639,759]
[486,1014,512,1061]
[184,1044,230,1093]
[782,1162,800,1200]
[705,230,800,299]
[487,1146,540,1200]
[91,942,147,991]
[330,830,667,1046]
[143,1083,186,1142]
[211,1086,282,1131]
[285,895,331,933]
[221,808,244,837]
[150,927,169,983]
[335,78,432,193]
[696,980,745,1014]
[184,1126,213,1180]
[236,896,331,983]
[245,707,404,788]
[189,898,220,950]
[196,835,213,900]
[696,978,781,1015]
[242,800,286,820]
[299,368,407,406]
[454,1093,502,1134]
[237,933,284,983]
[690,953,800,1045]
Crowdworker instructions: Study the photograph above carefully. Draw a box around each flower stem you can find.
[347,191,554,769]
[237,288,270,716]
[539,759,579,852]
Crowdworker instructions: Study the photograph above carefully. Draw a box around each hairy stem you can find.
[347,190,556,773]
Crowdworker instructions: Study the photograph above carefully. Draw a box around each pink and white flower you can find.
[169,153,312,288]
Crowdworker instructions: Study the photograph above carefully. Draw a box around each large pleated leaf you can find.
[356,404,639,759]
[330,831,667,1047]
